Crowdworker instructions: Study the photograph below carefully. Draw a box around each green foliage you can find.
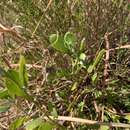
[49,31,77,53]
[9,117,27,130]
[125,114,130,122]
[0,55,31,100]
[100,125,109,130]
[1,0,130,129]
[19,55,28,87]
[25,118,43,130]
[92,73,98,84]
[79,53,86,61]
[127,3,130,10]
[6,70,22,88]
[49,32,69,53]
[0,105,10,113]
[0,89,9,99]
[71,82,78,91]
[87,49,105,73]
[64,32,77,49]
[38,122,54,130]
[6,77,27,98]
[25,118,55,130]
[51,108,58,118]
[93,49,105,67]
[78,101,85,112]
[0,99,11,113]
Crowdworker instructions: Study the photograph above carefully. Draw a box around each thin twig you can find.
[109,44,130,51]
[0,122,7,129]
[0,23,26,42]
[10,63,42,69]
[31,0,53,37]
[103,33,110,87]
[93,100,100,113]
[2,56,13,69]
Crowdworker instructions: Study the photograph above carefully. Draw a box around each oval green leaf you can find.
[64,32,76,46]
[49,33,69,53]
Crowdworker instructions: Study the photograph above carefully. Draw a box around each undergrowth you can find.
[1,0,130,130]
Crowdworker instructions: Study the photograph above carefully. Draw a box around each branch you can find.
[44,116,130,128]
[103,33,110,87]
[0,23,26,42]
[109,44,130,51]
[10,63,42,69]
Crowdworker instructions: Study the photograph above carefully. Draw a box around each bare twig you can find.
[103,33,110,87]
[2,56,12,69]
[0,23,26,42]
[0,122,7,129]
[109,44,130,51]
[93,100,100,113]
[43,116,130,128]
[6,44,130,71]
[10,63,42,69]
[31,0,53,37]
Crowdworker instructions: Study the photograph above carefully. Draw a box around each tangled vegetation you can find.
[1,0,130,130]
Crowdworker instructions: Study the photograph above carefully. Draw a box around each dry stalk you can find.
[0,23,26,42]
[43,116,130,128]
[31,0,53,37]
[109,44,130,51]
[10,63,42,69]
[103,33,110,87]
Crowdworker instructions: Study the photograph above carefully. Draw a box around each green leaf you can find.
[87,49,105,73]
[19,55,28,87]
[4,69,32,100]
[47,102,53,112]
[6,70,22,88]
[93,49,105,67]
[0,67,6,77]
[125,114,130,122]
[0,89,9,99]
[2,56,28,89]
[87,64,94,73]
[26,118,43,130]
[38,122,54,130]
[64,32,76,46]
[92,73,97,83]
[79,53,86,61]
[51,108,58,118]
[78,101,84,112]
[6,78,27,98]
[71,82,78,91]
[100,125,109,130]
[49,34,57,43]
[56,69,70,77]
[49,32,69,53]
[0,106,10,113]
[108,79,119,84]
[127,4,130,10]
[9,117,27,130]
[80,38,85,51]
